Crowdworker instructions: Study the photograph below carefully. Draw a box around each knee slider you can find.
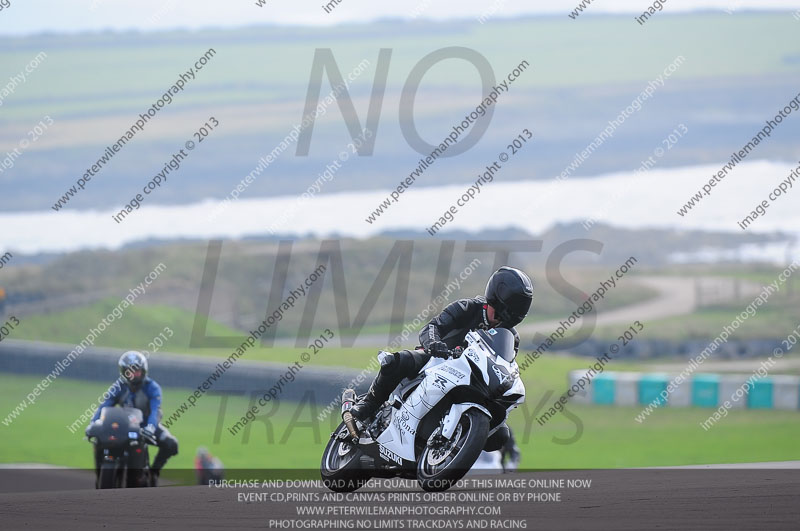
[378,351,400,370]
[163,436,179,456]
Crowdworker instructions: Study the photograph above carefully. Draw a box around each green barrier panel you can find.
[638,373,669,406]
[593,373,616,405]
[747,377,773,409]
[692,374,719,407]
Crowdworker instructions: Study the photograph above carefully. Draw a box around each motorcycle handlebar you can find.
[422,345,463,358]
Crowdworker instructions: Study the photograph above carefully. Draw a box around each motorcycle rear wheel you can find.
[320,422,368,492]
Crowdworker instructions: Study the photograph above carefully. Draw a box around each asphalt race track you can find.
[2,467,798,530]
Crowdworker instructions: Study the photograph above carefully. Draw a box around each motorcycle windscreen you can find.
[478,328,516,362]
[94,407,143,446]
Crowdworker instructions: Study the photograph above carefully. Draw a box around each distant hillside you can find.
[9,299,241,352]
[0,223,790,344]
[380,222,791,266]
[0,14,798,211]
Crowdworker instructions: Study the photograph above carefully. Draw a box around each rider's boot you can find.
[349,368,404,424]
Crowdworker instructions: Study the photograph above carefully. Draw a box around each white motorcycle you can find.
[321,328,525,492]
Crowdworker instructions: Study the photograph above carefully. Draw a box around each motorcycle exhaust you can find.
[341,389,359,440]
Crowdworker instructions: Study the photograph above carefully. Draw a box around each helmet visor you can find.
[496,293,531,327]
[121,366,144,385]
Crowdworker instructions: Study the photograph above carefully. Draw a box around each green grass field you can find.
[9,300,244,351]
[1,363,797,472]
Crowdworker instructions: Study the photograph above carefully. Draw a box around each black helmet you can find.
[485,266,533,327]
[119,351,148,388]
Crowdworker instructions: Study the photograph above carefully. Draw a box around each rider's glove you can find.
[427,341,450,359]
[84,424,93,437]
[141,424,157,445]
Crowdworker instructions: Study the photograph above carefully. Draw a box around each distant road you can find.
[327,275,762,349]
[518,275,768,338]
[517,275,696,338]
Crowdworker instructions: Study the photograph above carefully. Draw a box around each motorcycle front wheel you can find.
[98,462,117,489]
[416,409,489,492]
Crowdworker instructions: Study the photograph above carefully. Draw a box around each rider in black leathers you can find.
[350,266,533,452]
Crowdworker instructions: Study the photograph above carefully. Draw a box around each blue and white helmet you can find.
[118,351,148,387]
